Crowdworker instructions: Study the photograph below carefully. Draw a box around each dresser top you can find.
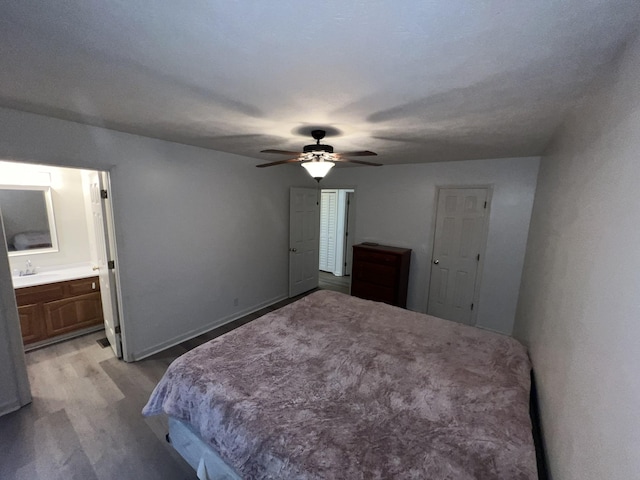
[354,243,411,255]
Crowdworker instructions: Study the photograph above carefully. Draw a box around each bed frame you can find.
[167,416,241,480]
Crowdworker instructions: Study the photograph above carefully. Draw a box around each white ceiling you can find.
[1,1,639,166]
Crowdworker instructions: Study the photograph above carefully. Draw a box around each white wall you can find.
[324,156,539,335]
[0,162,93,271]
[513,32,640,480]
[0,107,314,361]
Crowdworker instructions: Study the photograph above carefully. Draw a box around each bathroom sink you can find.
[11,266,96,289]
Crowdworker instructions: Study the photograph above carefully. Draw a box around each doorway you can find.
[318,189,354,294]
[0,161,124,357]
[427,186,490,325]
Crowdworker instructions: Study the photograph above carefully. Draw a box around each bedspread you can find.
[143,290,536,479]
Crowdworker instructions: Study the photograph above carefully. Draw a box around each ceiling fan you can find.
[256,129,381,181]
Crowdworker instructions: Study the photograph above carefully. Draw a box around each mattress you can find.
[144,290,537,479]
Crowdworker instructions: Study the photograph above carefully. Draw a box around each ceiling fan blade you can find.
[338,159,383,166]
[256,158,301,168]
[260,149,302,155]
[338,150,378,157]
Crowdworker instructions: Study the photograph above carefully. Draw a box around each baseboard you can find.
[0,398,28,418]
[130,293,288,362]
[474,324,510,336]
[24,325,104,352]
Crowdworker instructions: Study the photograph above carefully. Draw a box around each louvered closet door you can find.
[319,191,338,272]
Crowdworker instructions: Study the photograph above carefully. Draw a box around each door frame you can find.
[319,188,355,277]
[343,191,356,276]
[426,185,493,325]
[0,164,128,361]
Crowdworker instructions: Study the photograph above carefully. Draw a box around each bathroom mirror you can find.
[0,185,59,256]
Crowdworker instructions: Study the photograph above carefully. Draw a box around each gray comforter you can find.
[143,290,537,479]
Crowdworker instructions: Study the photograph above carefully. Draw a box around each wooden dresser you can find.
[15,276,104,346]
[351,244,411,308]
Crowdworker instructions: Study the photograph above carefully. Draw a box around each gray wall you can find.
[325,156,539,335]
[513,32,640,479]
[0,107,314,361]
[0,215,31,415]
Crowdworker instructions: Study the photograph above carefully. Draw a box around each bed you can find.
[143,290,537,479]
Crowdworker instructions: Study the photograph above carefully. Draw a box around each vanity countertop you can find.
[12,265,98,289]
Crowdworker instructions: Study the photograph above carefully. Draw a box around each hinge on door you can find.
[471,303,474,310]
[115,325,121,334]
[345,231,348,237]
[483,201,487,208]
[477,254,480,261]
[107,260,115,269]
[100,189,108,199]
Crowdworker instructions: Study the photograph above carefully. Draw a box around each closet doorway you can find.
[318,189,354,294]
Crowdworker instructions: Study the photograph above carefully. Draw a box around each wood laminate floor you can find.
[318,271,350,294]
[0,295,307,480]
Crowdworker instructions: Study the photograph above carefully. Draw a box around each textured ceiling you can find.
[1,1,639,166]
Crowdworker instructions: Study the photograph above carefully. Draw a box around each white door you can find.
[289,187,320,297]
[427,187,489,325]
[87,171,122,357]
[319,190,337,272]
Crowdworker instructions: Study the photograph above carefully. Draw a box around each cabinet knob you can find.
[433,259,439,264]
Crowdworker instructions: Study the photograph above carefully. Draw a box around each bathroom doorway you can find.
[0,161,125,358]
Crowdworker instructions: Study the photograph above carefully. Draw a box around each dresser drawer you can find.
[354,262,397,288]
[354,250,399,265]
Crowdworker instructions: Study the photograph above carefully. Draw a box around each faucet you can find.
[20,259,36,277]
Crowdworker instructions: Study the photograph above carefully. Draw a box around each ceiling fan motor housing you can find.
[303,129,333,153]
[303,143,334,153]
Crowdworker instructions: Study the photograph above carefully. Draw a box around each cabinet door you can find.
[18,304,45,345]
[43,292,104,337]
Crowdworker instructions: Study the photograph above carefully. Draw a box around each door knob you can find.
[433,259,439,264]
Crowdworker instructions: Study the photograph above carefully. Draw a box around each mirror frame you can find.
[0,184,60,257]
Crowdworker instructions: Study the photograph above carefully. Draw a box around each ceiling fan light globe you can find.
[301,160,334,179]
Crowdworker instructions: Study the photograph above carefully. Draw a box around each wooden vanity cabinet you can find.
[351,244,411,308]
[17,304,44,344]
[15,277,104,345]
